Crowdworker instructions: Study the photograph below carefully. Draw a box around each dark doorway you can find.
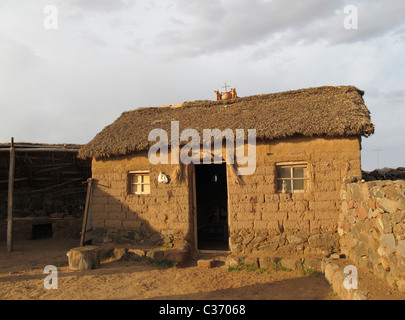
[195,163,229,250]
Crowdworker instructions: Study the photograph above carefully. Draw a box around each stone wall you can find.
[0,217,82,241]
[362,167,405,181]
[339,180,405,292]
[0,189,87,220]
[0,186,87,242]
[90,136,361,257]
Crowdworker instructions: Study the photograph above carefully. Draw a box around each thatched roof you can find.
[78,86,375,159]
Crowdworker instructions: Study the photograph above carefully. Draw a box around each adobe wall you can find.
[90,136,361,256]
[90,151,192,249]
[227,136,361,257]
[339,180,405,292]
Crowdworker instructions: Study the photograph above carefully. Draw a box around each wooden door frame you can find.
[191,162,231,253]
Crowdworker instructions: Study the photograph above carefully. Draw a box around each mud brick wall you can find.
[227,136,361,257]
[90,136,361,257]
[91,151,192,248]
[339,180,405,292]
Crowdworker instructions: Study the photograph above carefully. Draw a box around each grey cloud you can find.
[68,0,136,13]
[369,90,405,104]
[327,0,405,45]
[0,35,43,69]
[147,0,405,59]
[149,0,342,58]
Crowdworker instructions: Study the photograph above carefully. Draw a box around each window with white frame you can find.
[128,171,150,195]
[276,163,308,193]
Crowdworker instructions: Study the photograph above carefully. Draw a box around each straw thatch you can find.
[78,86,374,159]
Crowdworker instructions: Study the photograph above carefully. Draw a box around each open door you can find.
[194,163,229,251]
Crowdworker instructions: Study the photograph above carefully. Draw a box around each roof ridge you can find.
[122,85,362,113]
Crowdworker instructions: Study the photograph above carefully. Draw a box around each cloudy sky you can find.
[1,0,404,170]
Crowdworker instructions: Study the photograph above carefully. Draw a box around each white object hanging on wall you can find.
[158,172,169,184]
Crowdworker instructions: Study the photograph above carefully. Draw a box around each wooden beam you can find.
[14,148,79,152]
[16,178,83,194]
[0,177,29,184]
[7,137,15,252]
[0,148,79,153]
[80,178,94,247]
[35,163,74,174]
[0,143,81,149]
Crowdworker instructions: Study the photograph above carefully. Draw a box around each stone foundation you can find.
[92,227,191,250]
[229,229,339,257]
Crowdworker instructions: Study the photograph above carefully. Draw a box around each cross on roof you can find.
[222,82,230,92]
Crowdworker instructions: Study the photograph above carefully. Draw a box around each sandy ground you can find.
[0,239,404,300]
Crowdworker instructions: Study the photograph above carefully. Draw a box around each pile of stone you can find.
[103,247,189,267]
[197,254,328,273]
[362,167,405,181]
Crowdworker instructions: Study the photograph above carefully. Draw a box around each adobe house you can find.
[78,86,374,256]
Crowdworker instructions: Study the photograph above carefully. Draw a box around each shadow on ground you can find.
[147,275,334,300]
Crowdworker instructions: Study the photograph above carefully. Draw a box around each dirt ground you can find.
[0,239,404,300]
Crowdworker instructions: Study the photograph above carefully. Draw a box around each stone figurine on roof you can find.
[215,82,238,101]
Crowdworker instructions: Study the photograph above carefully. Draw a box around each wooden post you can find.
[7,138,15,252]
[80,178,93,247]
